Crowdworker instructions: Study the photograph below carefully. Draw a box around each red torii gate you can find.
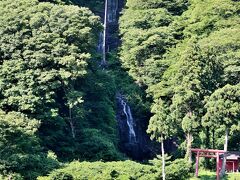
[191,148,226,180]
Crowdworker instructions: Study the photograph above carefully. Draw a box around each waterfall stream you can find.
[99,0,119,66]
[119,96,137,143]
[103,0,137,144]
[99,0,158,160]
[95,0,175,160]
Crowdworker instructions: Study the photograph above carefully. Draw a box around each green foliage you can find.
[120,9,173,31]
[1,0,240,178]
[39,0,104,13]
[165,159,192,180]
[77,129,122,161]
[120,26,175,86]
[0,0,122,176]
[147,99,176,142]
[126,0,189,15]
[38,161,158,180]
[38,158,191,180]
[149,154,192,179]
[0,0,101,157]
[0,110,59,179]
[189,169,240,180]
[145,0,240,157]
[182,0,240,37]
[119,0,182,86]
[0,173,24,180]
[203,84,240,133]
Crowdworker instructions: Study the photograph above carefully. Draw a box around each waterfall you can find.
[100,0,137,144]
[96,0,170,160]
[99,0,162,160]
[100,0,119,66]
[101,0,108,66]
[118,96,137,143]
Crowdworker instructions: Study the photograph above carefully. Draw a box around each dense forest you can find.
[0,0,239,179]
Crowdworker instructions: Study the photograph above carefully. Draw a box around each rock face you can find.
[105,0,156,161]
[106,0,122,51]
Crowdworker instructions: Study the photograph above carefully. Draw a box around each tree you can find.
[0,110,58,179]
[0,0,101,159]
[65,90,84,139]
[147,99,177,180]
[169,42,204,163]
[152,40,206,163]
[203,84,240,176]
[146,0,240,163]
[148,37,224,163]
[119,0,189,87]
[125,0,188,15]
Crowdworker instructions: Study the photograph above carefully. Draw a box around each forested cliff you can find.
[0,0,239,179]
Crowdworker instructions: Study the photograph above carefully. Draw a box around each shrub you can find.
[165,159,192,180]
[0,173,23,180]
[38,161,158,180]
[38,158,192,180]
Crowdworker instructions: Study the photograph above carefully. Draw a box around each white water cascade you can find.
[98,0,119,66]
[118,97,137,143]
[101,0,108,66]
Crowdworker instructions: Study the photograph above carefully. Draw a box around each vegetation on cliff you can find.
[0,0,239,179]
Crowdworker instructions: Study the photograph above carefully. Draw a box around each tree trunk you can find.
[185,111,193,163]
[205,127,210,168]
[69,107,75,139]
[220,129,228,177]
[186,132,193,163]
[212,129,215,149]
[69,120,75,139]
[161,135,166,180]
